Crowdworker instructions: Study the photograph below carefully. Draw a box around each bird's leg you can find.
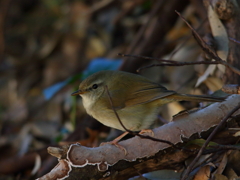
[100,130,154,155]
[139,129,154,136]
[100,131,129,155]
[111,131,129,142]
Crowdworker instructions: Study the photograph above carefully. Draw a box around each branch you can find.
[37,95,240,180]
[118,52,240,76]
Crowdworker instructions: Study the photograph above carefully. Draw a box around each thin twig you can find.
[175,11,221,61]
[190,149,226,176]
[169,18,208,60]
[229,37,240,45]
[174,11,240,76]
[118,52,240,75]
[181,103,240,180]
[104,85,131,133]
[209,144,240,151]
[118,53,178,64]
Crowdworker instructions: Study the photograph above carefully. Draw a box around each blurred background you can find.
[0,0,232,179]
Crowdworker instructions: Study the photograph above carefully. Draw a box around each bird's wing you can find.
[124,81,176,107]
[100,79,176,110]
[98,88,127,110]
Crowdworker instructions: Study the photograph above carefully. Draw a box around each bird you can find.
[71,70,225,147]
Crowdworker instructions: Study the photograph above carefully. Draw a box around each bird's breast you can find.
[81,95,96,114]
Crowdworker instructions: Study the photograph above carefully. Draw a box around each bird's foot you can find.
[139,129,154,137]
[100,140,127,155]
[100,131,128,155]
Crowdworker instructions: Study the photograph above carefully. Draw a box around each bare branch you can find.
[38,95,240,180]
[118,53,240,75]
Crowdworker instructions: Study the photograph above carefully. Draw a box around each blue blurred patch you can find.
[43,58,122,100]
[82,57,122,79]
[43,78,71,100]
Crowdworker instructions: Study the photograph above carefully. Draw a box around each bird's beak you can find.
[71,89,86,96]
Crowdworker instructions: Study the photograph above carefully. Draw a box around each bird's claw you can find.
[100,140,127,155]
[139,129,154,137]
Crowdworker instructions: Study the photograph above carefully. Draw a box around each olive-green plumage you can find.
[72,70,225,131]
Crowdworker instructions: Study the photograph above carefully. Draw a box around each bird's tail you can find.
[172,93,226,102]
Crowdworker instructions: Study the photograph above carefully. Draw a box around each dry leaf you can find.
[195,4,229,87]
[208,3,229,66]
[204,77,223,92]
[193,165,211,180]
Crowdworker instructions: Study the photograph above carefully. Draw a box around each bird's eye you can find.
[92,84,98,89]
